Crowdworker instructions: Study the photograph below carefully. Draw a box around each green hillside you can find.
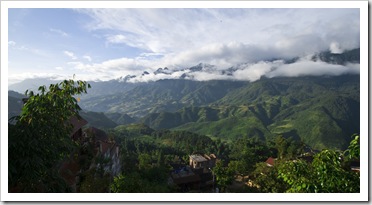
[8,91,26,120]
[105,112,137,125]
[140,75,359,150]
[80,79,245,117]
[79,111,118,129]
[8,74,359,150]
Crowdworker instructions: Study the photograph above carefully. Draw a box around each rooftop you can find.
[85,127,109,142]
[69,116,88,136]
[190,154,208,163]
[265,157,276,166]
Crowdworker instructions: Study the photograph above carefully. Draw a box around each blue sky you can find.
[7,7,360,85]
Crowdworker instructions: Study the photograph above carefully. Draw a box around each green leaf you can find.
[9,79,91,192]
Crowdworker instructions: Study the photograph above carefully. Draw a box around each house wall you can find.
[189,154,216,169]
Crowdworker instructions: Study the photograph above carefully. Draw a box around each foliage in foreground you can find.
[7,78,360,193]
[8,79,90,192]
[276,134,360,193]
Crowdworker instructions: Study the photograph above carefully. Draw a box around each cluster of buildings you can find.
[169,153,217,192]
[59,117,121,192]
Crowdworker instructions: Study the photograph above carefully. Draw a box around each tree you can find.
[110,173,143,193]
[212,160,234,192]
[344,134,360,160]
[8,79,90,192]
[252,162,287,193]
[110,166,171,193]
[79,169,110,193]
[277,159,313,192]
[229,137,272,175]
[277,134,360,193]
[138,153,152,170]
[273,135,303,159]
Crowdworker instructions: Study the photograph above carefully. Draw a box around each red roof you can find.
[265,157,276,166]
[69,116,88,136]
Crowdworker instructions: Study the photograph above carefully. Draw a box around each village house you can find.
[169,166,201,192]
[265,157,276,167]
[69,116,88,141]
[84,127,121,176]
[59,116,89,192]
[98,141,121,176]
[19,97,120,192]
[60,124,121,192]
[189,153,217,171]
[169,153,217,192]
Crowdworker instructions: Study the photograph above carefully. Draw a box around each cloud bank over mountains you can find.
[8,8,360,84]
[71,8,360,82]
[121,59,360,83]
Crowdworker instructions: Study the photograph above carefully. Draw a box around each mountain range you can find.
[8,48,360,150]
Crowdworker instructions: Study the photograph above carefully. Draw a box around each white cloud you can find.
[55,66,64,70]
[162,42,284,70]
[14,45,48,57]
[265,60,360,78]
[63,51,77,60]
[71,8,359,80]
[329,42,343,54]
[67,57,153,81]
[8,41,16,46]
[76,8,359,56]
[11,8,355,84]
[128,72,179,83]
[66,41,359,83]
[106,34,128,44]
[190,71,233,81]
[8,41,48,57]
[8,72,67,85]
[82,58,142,72]
[83,55,92,62]
[8,71,116,86]
[274,34,327,57]
[233,61,280,82]
[50,28,69,37]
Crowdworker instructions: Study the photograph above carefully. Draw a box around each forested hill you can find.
[139,75,359,150]
[8,48,360,151]
[80,79,246,117]
[9,74,360,151]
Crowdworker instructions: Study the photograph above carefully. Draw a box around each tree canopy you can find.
[277,134,360,193]
[8,79,90,192]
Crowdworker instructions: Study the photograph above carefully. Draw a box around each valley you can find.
[5,6,364,196]
[78,75,359,150]
[7,48,361,193]
[9,74,360,151]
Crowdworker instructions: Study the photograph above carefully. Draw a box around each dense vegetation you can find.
[8,80,90,192]
[8,49,360,151]
[10,76,360,151]
[101,123,361,193]
[138,75,359,150]
[8,75,360,193]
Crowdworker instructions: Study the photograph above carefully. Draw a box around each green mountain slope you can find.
[80,79,245,117]
[8,91,26,120]
[79,111,118,129]
[140,75,359,150]
[105,112,137,125]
